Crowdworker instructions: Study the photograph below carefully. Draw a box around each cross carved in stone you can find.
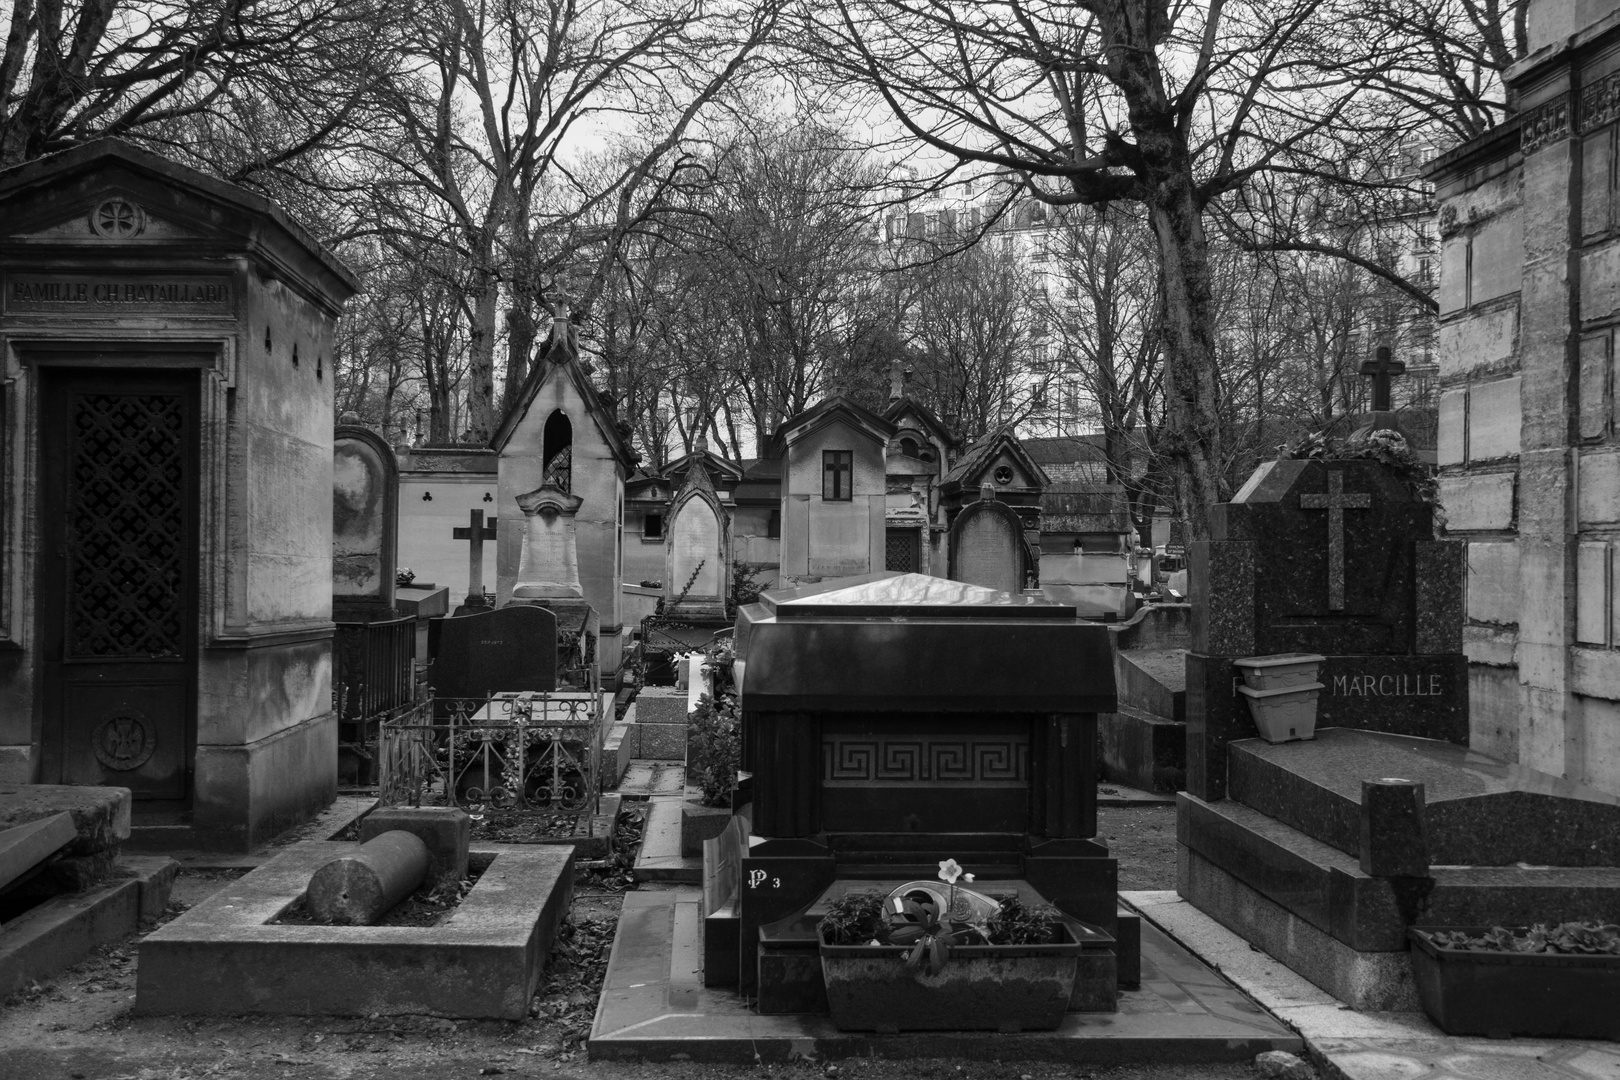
[452,508,498,609]
[1359,345,1407,412]
[1299,471,1371,611]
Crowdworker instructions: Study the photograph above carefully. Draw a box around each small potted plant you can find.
[1408,922,1620,1039]
[816,860,1103,1032]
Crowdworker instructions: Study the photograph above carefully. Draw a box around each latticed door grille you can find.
[543,445,572,492]
[66,392,187,659]
[885,531,917,573]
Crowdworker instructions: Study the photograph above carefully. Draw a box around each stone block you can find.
[1469,663,1520,763]
[637,723,686,761]
[137,843,573,1019]
[1438,389,1467,466]
[1358,780,1429,878]
[1582,238,1620,321]
[1580,330,1610,439]
[0,784,131,856]
[1580,451,1620,525]
[1438,307,1516,379]
[359,806,470,885]
[1469,214,1523,305]
[0,812,75,891]
[633,686,689,725]
[1438,238,1469,314]
[680,801,733,858]
[1439,473,1514,531]
[1415,541,1466,655]
[1188,542,1254,656]
[1177,845,1419,1011]
[1577,542,1610,645]
[1099,707,1186,793]
[1468,376,1521,462]
[1466,541,1519,625]
[119,855,181,923]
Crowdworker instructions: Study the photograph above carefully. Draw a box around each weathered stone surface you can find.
[1438,304,1517,379]
[137,842,573,1019]
[1439,473,1514,531]
[306,831,430,925]
[0,785,130,856]
[1580,330,1610,440]
[1468,375,1522,462]
[359,806,469,885]
[1470,215,1524,304]
[1465,540,1520,625]
[1438,389,1467,466]
[1577,541,1609,645]
[1255,1050,1314,1080]
[1579,450,1620,525]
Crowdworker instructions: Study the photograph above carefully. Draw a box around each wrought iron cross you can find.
[1299,472,1371,611]
[1359,346,1407,412]
[452,508,498,609]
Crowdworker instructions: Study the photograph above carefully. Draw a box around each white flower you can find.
[937,858,963,884]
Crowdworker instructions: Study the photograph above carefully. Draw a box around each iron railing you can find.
[378,692,602,825]
[334,614,418,783]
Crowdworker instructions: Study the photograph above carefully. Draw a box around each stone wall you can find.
[1430,9,1620,795]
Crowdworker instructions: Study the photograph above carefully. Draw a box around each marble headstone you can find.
[1186,458,1466,800]
[948,485,1025,593]
[332,425,398,620]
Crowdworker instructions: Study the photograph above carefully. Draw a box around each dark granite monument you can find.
[708,572,1121,1015]
[1185,458,1466,801]
[430,606,557,703]
[1178,456,1620,1011]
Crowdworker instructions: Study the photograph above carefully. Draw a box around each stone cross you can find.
[452,509,497,609]
[1359,346,1407,412]
[1299,471,1371,611]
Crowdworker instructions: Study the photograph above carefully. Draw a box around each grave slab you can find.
[0,784,131,855]
[0,812,75,890]
[589,888,1302,1063]
[136,842,572,1019]
[1228,728,1620,865]
[0,856,178,997]
[633,796,702,883]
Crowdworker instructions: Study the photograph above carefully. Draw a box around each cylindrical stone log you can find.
[306,830,430,925]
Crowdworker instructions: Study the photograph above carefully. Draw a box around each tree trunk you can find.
[465,266,499,442]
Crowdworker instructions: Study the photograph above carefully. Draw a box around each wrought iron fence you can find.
[378,691,602,823]
[333,614,418,784]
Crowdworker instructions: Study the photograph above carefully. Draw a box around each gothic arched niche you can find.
[542,410,572,492]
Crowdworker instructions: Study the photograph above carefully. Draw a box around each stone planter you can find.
[817,925,1082,1033]
[1232,653,1325,692]
[1237,681,1323,743]
[1408,927,1620,1040]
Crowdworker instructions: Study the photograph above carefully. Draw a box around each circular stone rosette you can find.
[92,710,157,771]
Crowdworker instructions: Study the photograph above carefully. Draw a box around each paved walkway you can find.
[1123,891,1620,1080]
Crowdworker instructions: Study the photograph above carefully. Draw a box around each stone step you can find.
[1226,727,1620,867]
[631,797,701,883]
[1179,791,1620,954]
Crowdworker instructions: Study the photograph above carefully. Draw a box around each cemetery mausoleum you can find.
[1427,1,1620,795]
[0,141,359,848]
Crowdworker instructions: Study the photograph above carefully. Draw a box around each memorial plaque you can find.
[5,273,234,315]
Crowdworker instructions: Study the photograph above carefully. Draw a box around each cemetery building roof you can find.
[942,425,1051,490]
[773,394,897,448]
[0,137,360,303]
[883,395,959,449]
[733,572,1116,712]
[398,446,498,474]
[1022,435,1110,465]
[663,447,745,487]
[489,332,639,469]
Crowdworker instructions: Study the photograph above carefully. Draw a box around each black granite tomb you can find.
[1186,458,1466,800]
[430,605,558,702]
[715,572,1120,1011]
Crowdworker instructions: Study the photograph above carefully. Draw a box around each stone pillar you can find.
[512,483,584,599]
[1516,77,1579,777]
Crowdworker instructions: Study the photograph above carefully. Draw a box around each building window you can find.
[823,450,853,501]
[644,512,663,539]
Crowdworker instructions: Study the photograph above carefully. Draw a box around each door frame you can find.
[7,339,230,792]
[37,365,202,801]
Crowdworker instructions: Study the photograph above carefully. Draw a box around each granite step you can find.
[1179,791,1620,954]
[1226,727,1620,867]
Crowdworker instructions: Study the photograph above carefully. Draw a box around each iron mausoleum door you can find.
[40,369,199,801]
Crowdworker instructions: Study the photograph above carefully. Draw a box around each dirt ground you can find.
[0,804,1262,1080]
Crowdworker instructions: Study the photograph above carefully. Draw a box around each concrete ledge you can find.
[136,842,572,1019]
[679,801,732,858]
[632,798,700,883]
[0,856,177,997]
[1177,845,1418,1011]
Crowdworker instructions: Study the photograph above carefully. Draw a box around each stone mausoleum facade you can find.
[1427,0,1620,794]
[0,141,358,849]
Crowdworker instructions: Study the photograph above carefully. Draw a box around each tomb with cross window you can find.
[1184,457,1467,800]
